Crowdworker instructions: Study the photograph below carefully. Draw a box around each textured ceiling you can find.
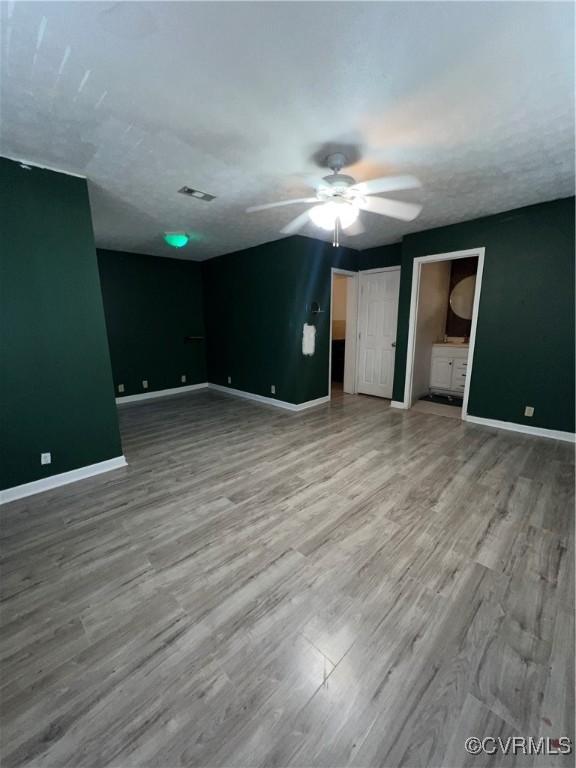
[1,1,574,260]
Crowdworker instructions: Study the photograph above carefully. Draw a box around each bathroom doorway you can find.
[402,248,485,420]
[329,268,358,399]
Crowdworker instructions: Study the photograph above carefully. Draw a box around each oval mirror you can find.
[449,275,476,320]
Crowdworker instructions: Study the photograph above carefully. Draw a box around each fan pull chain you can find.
[333,217,340,248]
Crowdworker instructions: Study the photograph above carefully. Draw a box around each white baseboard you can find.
[208,384,330,412]
[0,456,128,505]
[464,414,575,443]
[114,381,329,412]
[116,382,208,404]
[390,400,573,443]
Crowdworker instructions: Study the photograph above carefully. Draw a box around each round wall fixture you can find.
[450,275,476,319]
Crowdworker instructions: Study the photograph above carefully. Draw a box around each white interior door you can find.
[357,270,400,398]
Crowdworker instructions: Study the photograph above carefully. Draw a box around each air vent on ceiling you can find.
[178,186,216,202]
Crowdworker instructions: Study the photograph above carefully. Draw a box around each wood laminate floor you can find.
[1,391,574,768]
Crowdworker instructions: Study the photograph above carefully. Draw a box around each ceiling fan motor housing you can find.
[325,152,348,172]
[320,173,357,200]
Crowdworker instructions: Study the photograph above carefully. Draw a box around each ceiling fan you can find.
[246,153,422,247]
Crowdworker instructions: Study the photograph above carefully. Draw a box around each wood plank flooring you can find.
[1,390,574,767]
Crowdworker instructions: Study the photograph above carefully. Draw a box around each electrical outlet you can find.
[227,376,232,385]
[41,452,51,465]
[117,384,125,393]
[181,374,187,383]
[524,406,534,417]
[271,384,276,395]
[142,380,148,389]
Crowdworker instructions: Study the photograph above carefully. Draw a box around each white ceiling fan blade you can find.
[247,198,317,213]
[345,218,365,236]
[352,175,421,196]
[280,210,312,235]
[357,197,422,222]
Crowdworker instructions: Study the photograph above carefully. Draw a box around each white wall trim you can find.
[402,247,485,418]
[358,265,402,274]
[1,153,87,179]
[116,381,329,411]
[464,415,575,443]
[0,456,127,505]
[390,400,409,409]
[209,384,329,412]
[116,382,209,404]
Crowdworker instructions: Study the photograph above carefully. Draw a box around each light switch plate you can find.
[41,452,51,465]
[142,380,148,389]
[227,376,232,384]
[524,406,534,417]
[271,385,276,394]
[181,375,187,383]
[118,384,125,393]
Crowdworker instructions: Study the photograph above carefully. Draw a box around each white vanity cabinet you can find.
[430,344,469,396]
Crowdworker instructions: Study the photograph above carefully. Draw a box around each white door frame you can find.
[355,266,401,398]
[400,247,485,420]
[329,268,358,397]
[358,266,402,275]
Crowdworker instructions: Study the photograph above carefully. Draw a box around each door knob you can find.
[391,342,396,348]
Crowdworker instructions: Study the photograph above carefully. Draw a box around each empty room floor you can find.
[1,392,574,767]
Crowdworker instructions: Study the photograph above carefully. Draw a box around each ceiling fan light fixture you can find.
[309,203,337,231]
[337,201,360,229]
[309,201,359,231]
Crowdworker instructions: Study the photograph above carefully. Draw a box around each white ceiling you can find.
[1,1,574,260]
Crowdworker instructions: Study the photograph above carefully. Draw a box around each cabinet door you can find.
[430,357,453,389]
[451,360,467,392]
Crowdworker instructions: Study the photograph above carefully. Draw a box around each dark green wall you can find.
[358,242,402,271]
[98,250,206,398]
[203,236,357,404]
[203,200,574,429]
[393,197,575,432]
[0,158,123,490]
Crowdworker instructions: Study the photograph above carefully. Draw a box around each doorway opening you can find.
[329,268,358,400]
[403,248,485,420]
